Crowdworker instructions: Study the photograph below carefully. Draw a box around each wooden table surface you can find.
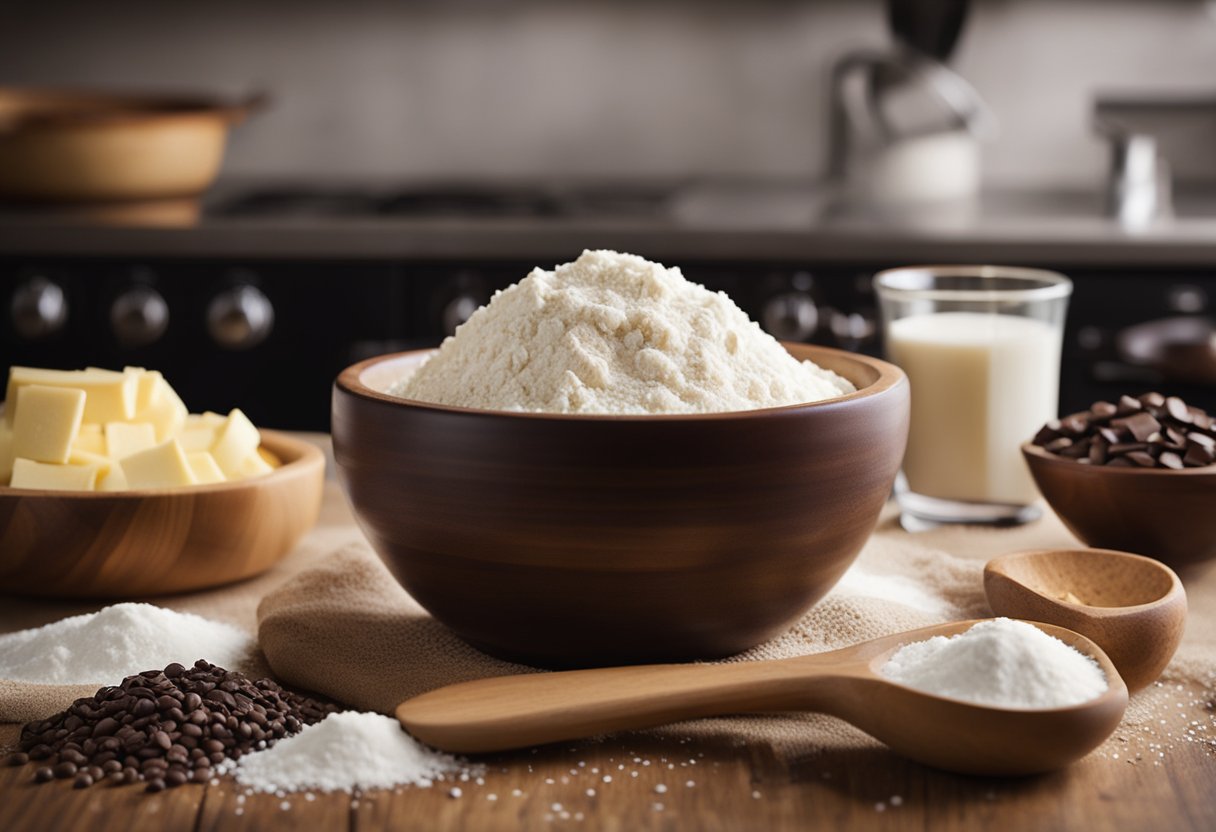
[3,445,1215,831]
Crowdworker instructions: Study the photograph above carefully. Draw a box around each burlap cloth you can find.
[4,478,1215,760]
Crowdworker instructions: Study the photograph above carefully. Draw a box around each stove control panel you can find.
[5,259,1214,428]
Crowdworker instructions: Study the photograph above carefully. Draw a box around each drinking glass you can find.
[874,265,1072,530]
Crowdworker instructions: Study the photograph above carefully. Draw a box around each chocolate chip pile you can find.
[6,660,338,792]
[1033,392,1216,469]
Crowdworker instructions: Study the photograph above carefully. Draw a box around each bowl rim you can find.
[0,428,324,499]
[1022,441,1216,477]
[335,342,907,421]
[985,548,1186,616]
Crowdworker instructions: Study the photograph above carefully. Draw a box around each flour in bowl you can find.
[391,250,854,414]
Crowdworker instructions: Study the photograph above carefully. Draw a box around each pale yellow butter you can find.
[12,385,86,464]
[0,424,13,484]
[119,440,197,489]
[105,422,157,459]
[10,458,100,491]
[187,452,226,484]
[6,367,137,425]
[238,452,275,479]
[135,372,188,441]
[72,424,106,456]
[186,411,228,428]
[178,425,218,453]
[211,409,261,479]
[68,448,125,492]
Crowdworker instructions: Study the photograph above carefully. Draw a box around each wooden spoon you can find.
[985,549,1187,693]
[397,620,1127,776]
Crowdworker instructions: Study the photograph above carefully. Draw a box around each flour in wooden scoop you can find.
[392,250,854,414]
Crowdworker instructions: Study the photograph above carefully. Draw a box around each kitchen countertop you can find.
[6,183,1216,266]
[1,453,1215,831]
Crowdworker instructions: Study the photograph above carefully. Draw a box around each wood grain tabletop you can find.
[2,439,1214,831]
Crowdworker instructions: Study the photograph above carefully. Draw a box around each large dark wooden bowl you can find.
[333,344,909,668]
[0,431,325,598]
[1023,442,1216,571]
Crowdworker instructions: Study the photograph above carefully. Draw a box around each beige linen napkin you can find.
[255,515,1216,758]
[254,524,996,754]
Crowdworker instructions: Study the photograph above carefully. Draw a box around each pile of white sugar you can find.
[880,618,1109,709]
[0,603,253,685]
[393,250,855,414]
[226,711,462,793]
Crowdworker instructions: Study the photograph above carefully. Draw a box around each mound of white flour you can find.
[393,250,855,414]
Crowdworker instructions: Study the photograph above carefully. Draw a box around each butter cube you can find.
[211,409,261,479]
[10,458,100,491]
[178,425,218,453]
[72,424,106,456]
[68,448,125,491]
[187,411,227,428]
[134,372,188,442]
[187,452,226,485]
[105,422,157,459]
[119,440,197,489]
[257,446,282,468]
[126,367,155,411]
[12,385,86,464]
[6,366,137,425]
[237,451,275,480]
[0,424,13,484]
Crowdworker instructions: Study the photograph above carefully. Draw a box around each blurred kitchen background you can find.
[4,0,1216,428]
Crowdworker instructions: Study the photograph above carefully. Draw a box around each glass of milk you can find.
[874,266,1072,530]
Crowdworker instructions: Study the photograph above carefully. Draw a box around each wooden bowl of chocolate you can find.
[333,344,909,668]
[1023,392,1216,569]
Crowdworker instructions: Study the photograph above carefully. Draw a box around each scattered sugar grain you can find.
[227,711,461,793]
[0,603,252,684]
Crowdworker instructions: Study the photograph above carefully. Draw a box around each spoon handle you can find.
[396,655,860,753]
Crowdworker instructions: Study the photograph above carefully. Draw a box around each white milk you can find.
[887,312,1061,505]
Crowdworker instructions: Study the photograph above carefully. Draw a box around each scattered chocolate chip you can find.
[34,767,53,783]
[5,752,29,766]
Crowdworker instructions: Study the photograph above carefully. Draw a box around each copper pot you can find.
[0,87,264,202]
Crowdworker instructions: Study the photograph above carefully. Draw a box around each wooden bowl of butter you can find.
[0,366,325,598]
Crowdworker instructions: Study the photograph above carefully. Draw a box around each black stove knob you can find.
[207,284,274,350]
[111,284,169,348]
[442,294,482,336]
[11,275,68,340]
[761,292,819,342]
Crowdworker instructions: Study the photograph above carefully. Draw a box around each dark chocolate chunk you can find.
[1112,412,1162,442]
[1159,451,1184,470]
[1165,397,1192,423]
